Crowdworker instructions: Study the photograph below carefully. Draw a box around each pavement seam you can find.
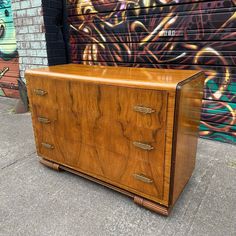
[0,151,36,172]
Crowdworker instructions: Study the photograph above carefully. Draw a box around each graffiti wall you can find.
[0,0,19,98]
[67,0,236,144]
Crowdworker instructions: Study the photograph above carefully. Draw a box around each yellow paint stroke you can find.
[131,21,149,33]
[76,0,97,15]
[140,13,175,46]
[204,70,217,85]
[145,48,186,63]
[194,47,230,100]
[219,12,236,29]
[184,44,198,50]
[0,67,9,79]
[70,24,105,49]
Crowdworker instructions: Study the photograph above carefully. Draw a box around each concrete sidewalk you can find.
[0,96,235,236]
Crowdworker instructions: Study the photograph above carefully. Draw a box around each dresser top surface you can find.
[26,64,203,91]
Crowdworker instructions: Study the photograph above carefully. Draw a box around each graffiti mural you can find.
[0,0,19,97]
[67,0,236,144]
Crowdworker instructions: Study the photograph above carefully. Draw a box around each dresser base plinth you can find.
[38,157,170,216]
[134,196,170,216]
[39,158,60,171]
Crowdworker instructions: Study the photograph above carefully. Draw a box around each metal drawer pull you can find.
[41,142,54,149]
[133,141,154,151]
[38,117,51,124]
[34,89,47,96]
[133,173,153,184]
[133,105,155,114]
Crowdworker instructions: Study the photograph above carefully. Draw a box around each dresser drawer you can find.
[28,78,167,129]
[31,105,165,140]
[36,131,164,200]
[27,77,58,108]
[35,127,65,165]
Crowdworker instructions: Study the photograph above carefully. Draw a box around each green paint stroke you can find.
[200,123,236,144]
[0,88,5,96]
[0,5,17,58]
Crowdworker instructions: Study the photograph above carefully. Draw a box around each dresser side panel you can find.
[171,73,205,205]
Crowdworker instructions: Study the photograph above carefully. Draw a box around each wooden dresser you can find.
[26,64,205,216]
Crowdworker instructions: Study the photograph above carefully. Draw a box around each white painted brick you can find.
[11,2,20,11]
[23,18,33,25]
[40,42,47,49]
[26,8,41,17]
[12,0,51,81]
[35,57,43,64]
[37,50,47,57]
[32,16,44,25]
[21,1,31,9]
[42,58,48,65]
[25,34,35,41]
[28,25,42,33]
[31,0,42,8]
[34,33,46,41]
[19,42,31,49]
[30,42,41,49]
[18,27,28,34]
[18,50,27,57]
[16,34,25,41]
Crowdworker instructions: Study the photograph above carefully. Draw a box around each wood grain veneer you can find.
[26,64,205,216]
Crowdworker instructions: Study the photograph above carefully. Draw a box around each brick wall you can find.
[11,0,48,82]
[11,0,68,83]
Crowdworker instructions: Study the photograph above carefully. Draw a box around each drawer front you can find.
[27,77,58,108]
[35,131,164,199]
[29,80,167,200]
[31,105,164,155]
[28,78,166,129]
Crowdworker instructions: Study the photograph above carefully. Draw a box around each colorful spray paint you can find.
[0,0,19,98]
[67,0,236,144]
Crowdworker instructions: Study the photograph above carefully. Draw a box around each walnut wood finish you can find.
[170,74,205,205]
[26,64,205,215]
[134,196,169,216]
[28,82,167,202]
[26,64,201,91]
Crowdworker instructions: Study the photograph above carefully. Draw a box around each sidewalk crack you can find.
[1,151,36,170]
